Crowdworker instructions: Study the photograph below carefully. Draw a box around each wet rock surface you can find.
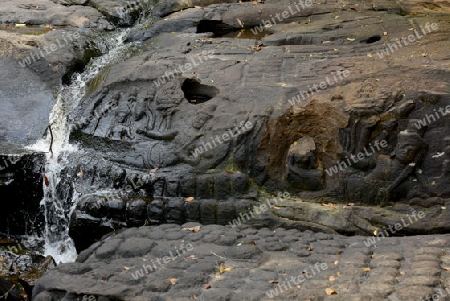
[0,145,45,235]
[34,223,450,300]
[0,0,449,299]
[63,0,450,239]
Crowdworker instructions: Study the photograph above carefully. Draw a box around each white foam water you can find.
[26,29,133,263]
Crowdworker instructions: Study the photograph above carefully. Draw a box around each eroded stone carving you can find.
[286,136,324,190]
[342,120,429,205]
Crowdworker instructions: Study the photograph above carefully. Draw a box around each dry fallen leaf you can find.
[336,271,341,276]
[186,197,194,202]
[400,271,406,275]
[308,245,314,251]
[249,242,256,246]
[170,278,178,285]
[325,288,338,295]
[150,168,159,173]
[219,263,233,274]
[237,19,244,28]
[273,206,281,210]
[204,284,211,289]
[194,5,204,9]
[362,267,371,272]
[443,267,450,271]
[321,202,338,209]
[347,38,355,42]
[251,45,262,52]
[334,260,339,265]
[268,280,279,284]
[329,276,335,282]
[123,266,130,270]
[367,53,373,57]
[182,226,201,232]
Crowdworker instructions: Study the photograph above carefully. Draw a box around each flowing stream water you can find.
[26,29,135,263]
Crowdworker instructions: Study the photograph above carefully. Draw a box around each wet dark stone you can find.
[216,201,237,225]
[196,175,214,199]
[165,198,186,224]
[126,199,148,227]
[147,200,165,224]
[200,199,218,224]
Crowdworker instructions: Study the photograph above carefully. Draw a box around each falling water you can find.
[26,29,135,263]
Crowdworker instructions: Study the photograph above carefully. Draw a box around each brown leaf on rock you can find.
[308,245,314,251]
[186,197,194,202]
[321,202,337,209]
[204,284,211,289]
[182,226,200,232]
[329,276,335,282]
[362,267,371,272]
[170,278,178,285]
[219,263,233,274]
[325,288,338,295]
[268,280,279,284]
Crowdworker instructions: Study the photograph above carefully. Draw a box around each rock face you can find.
[33,223,450,301]
[63,0,450,247]
[0,144,45,235]
[1,0,450,259]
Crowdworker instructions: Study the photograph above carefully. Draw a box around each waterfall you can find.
[26,30,134,263]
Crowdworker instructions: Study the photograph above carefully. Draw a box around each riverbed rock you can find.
[0,144,45,235]
[33,224,450,300]
[64,0,450,239]
[1,0,450,267]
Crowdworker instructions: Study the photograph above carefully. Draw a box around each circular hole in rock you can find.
[363,35,381,44]
[182,79,219,104]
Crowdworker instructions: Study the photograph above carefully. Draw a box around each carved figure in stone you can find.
[431,136,450,197]
[343,120,429,205]
[107,89,138,140]
[286,136,324,190]
[136,80,183,140]
[192,104,217,130]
